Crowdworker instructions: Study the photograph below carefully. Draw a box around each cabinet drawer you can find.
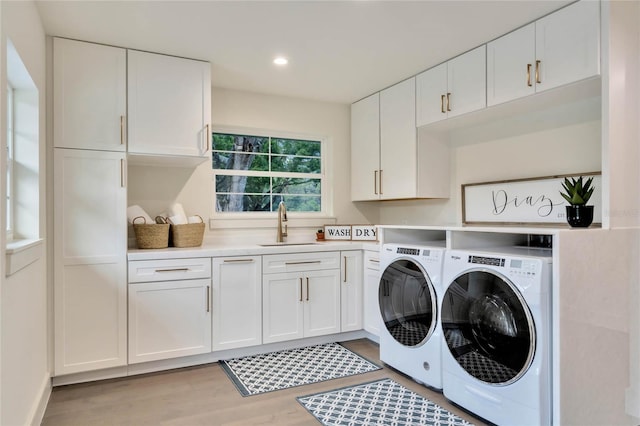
[263,251,340,274]
[128,258,211,283]
[364,251,380,271]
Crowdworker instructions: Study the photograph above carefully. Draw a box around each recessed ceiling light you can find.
[273,57,288,66]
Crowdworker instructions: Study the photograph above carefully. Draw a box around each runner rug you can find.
[297,378,474,426]
[219,343,381,396]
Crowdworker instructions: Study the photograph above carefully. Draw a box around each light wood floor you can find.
[42,339,487,425]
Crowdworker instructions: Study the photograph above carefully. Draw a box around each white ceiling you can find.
[35,0,572,104]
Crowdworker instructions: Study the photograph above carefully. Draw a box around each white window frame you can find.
[6,83,14,242]
[211,126,330,219]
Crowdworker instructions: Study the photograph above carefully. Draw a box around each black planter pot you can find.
[566,205,594,228]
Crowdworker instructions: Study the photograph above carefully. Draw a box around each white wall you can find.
[379,97,602,226]
[128,87,379,244]
[0,1,49,425]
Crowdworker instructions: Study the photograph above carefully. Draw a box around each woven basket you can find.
[132,216,170,249]
[169,215,205,248]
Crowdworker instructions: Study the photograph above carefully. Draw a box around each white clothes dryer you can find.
[441,247,552,426]
[378,242,446,390]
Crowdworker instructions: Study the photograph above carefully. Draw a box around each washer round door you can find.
[378,259,437,348]
[441,270,535,385]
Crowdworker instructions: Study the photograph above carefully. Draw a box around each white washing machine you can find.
[441,247,552,426]
[378,242,445,390]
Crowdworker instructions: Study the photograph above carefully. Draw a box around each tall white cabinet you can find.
[340,251,363,332]
[128,50,211,159]
[53,149,127,375]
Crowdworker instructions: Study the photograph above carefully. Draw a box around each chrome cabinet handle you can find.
[206,286,210,312]
[223,259,254,263]
[299,278,303,302]
[155,268,189,273]
[120,159,126,188]
[343,256,347,283]
[306,277,310,301]
[120,115,126,145]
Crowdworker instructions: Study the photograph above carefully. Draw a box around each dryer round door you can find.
[441,270,535,385]
[378,259,437,348]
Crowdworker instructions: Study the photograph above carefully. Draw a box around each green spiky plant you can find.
[560,176,595,206]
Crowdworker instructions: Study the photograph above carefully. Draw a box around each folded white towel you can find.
[127,205,154,225]
[169,215,188,225]
[188,215,203,224]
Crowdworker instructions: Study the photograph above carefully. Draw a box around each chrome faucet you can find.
[277,201,288,242]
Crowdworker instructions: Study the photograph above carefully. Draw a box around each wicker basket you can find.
[132,216,170,249]
[169,215,205,248]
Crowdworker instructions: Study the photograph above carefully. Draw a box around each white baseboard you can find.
[29,374,51,426]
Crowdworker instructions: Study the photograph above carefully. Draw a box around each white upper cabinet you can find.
[487,24,536,106]
[351,77,449,201]
[53,38,127,151]
[417,45,486,126]
[488,0,600,107]
[380,78,417,200]
[127,50,211,159]
[351,93,381,201]
[535,0,600,93]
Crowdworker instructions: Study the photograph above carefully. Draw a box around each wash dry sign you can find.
[462,172,602,225]
[324,225,377,241]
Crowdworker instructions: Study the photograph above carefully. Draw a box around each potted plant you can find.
[560,176,595,227]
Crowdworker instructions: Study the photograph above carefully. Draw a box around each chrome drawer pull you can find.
[285,260,322,265]
[155,268,190,273]
[223,259,254,263]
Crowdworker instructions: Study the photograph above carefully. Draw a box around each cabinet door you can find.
[53,148,127,375]
[363,252,382,337]
[129,279,212,364]
[535,0,600,93]
[340,251,363,332]
[212,257,262,351]
[380,78,417,200]
[263,273,304,344]
[304,269,341,337]
[128,50,210,157]
[53,38,126,151]
[416,63,448,126]
[447,45,487,118]
[487,24,536,107]
[351,93,381,201]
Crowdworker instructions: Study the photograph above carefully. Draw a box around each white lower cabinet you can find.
[341,251,363,332]
[128,258,212,364]
[212,256,262,351]
[363,250,382,337]
[262,252,341,344]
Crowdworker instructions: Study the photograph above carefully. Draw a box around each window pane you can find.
[216,194,271,212]
[216,175,270,194]
[271,138,321,157]
[271,195,321,212]
[273,177,321,195]
[271,155,321,174]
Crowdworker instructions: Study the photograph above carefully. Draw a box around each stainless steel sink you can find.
[258,242,319,247]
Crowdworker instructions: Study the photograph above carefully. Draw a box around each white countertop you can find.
[128,240,380,261]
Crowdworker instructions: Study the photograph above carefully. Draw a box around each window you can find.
[6,83,14,241]
[212,131,324,214]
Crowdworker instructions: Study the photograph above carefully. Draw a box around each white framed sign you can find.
[462,172,602,225]
[323,225,378,241]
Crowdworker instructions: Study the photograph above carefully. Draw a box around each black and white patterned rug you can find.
[298,378,473,426]
[220,343,381,396]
